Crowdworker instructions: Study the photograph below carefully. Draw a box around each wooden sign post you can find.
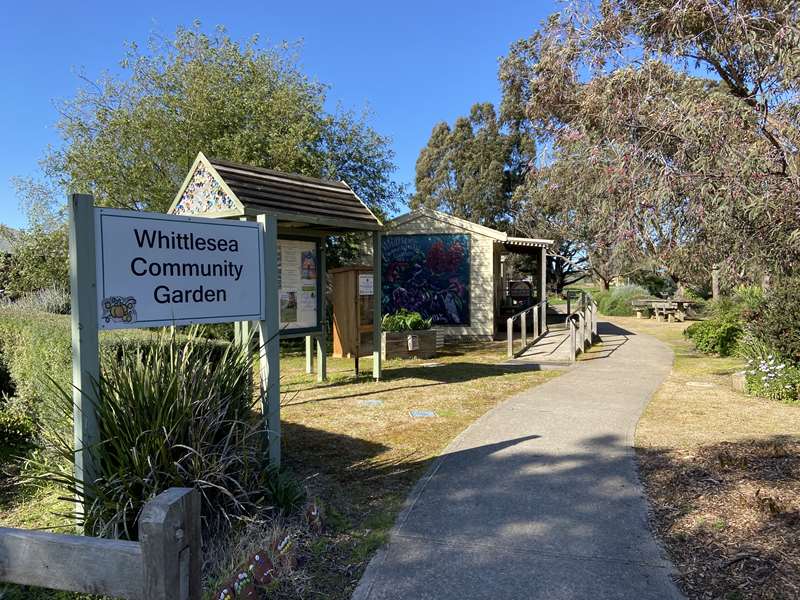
[68,196,274,514]
[68,194,101,495]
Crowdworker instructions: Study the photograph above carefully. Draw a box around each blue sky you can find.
[0,0,558,228]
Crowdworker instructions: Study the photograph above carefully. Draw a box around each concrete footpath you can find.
[352,322,684,600]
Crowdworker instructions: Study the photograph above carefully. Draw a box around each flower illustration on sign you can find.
[102,296,137,324]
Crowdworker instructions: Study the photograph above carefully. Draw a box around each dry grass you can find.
[276,341,559,599]
[611,316,800,600]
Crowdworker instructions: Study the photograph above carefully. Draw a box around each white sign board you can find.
[359,273,373,296]
[277,239,319,331]
[95,208,264,329]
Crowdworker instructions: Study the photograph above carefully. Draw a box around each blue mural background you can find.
[382,234,470,325]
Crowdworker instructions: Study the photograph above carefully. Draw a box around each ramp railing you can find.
[566,291,598,362]
[506,299,547,358]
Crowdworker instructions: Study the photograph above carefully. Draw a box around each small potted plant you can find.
[381,309,437,359]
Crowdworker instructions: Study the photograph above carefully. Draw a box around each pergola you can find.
[168,153,384,466]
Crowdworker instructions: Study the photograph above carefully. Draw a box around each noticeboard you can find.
[95,208,264,329]
[278,237,321,335]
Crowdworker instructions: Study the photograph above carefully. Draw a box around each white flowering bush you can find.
[745,356,800,404]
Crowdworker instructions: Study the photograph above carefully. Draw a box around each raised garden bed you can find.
[381,330,437,360]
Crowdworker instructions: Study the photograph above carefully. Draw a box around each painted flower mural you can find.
[382,234,470,325]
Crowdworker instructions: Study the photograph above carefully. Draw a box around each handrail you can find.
[564,290,598,361]
[506,299,547,358]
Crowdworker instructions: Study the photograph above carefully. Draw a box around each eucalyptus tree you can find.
[499,0,800,287]
[412,102,533,230]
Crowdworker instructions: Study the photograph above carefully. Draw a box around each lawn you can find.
[0,340,559,600]
[611,316,800,600]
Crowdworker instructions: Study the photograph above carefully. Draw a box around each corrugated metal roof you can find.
[504,236,553,248]
[209,158,382,230]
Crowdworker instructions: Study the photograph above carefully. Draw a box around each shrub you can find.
[36,333,268,538]
[684,316,742,357]
[0,405,35,465]
[10,285,71,314]
[0,304,206,433]
[263,465,307,513]
[594,284,650,316]
[748,277,800,364]
[745,356,800,404]
[629,271,676,297]
[381,309,432,332]
[2,227,69,296]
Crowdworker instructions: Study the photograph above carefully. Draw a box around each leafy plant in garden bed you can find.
[29,332,272,538]
[381,309,431,331]
[745,356,800,404]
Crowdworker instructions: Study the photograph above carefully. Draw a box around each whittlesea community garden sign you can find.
[95,208,264,329]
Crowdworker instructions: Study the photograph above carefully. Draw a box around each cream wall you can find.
[387,214,496,340]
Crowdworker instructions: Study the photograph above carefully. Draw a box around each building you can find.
[384,208,552,340]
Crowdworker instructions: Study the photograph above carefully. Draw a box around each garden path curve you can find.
[352,321,684,600]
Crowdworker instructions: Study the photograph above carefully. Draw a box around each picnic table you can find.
[631,297,700,322]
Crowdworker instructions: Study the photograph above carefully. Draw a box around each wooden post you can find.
[533,307,539,339]
[521,311,527,348]
[139,488,201,600]
[569,319,576,363]
[507,317,514,358]
[372,231,382,381]
[257,214,281,468]
[539,246,547,333]
[305,336,313,374]
[68,194,100,508]
[317,239,327,382]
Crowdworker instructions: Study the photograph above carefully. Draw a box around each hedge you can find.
[0,307,231,433]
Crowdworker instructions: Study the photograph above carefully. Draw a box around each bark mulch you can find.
[638,439,799,600]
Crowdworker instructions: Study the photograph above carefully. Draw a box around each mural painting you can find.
[382,234,470,325]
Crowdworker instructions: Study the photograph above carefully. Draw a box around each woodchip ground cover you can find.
[613,317,800,600]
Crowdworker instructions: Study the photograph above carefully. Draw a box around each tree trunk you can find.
[711,266,720,300]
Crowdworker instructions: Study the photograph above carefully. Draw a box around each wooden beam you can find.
[68,194,100,509]
[0,529,143,599]
[257,214,281,467]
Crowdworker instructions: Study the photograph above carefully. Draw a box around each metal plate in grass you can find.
[410,410,437,418]
[360,399,384,407]
[686,381,715,388]
[420,362,444,368]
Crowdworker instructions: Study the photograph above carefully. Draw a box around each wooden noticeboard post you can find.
[331,266,374,375]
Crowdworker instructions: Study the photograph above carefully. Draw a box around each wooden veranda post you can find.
[257,214,281,468]
[539,246,547,335]
[372,231,382,380]
[68,193,100,505]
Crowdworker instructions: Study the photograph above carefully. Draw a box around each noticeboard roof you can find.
[169,153,382,232]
